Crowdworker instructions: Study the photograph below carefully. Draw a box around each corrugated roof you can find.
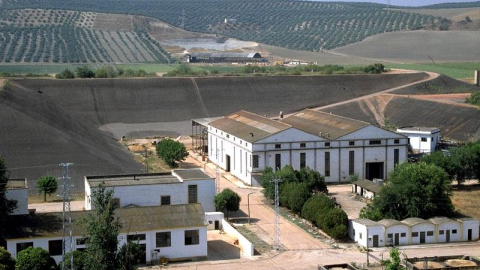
[429,216,458,225]
[173,169,213,181]
[191,52,261,59]
[86,173,180,188]
[209,111,291,143]
[192,117,222,127]
[378,219,406,227]
[6,204,206,239]
[352,218,381,227]
[7,179,27,189]
[402,217,431,226]
[397,127,439,133]
[352,179,382,193]
[280,109,369,140]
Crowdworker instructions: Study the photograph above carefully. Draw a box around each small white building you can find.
[457,218,480,241]
[5,179,29,215]
[429,217,461,243]
[6,204,208,264]
[84,169,215,212]
[350,219,385,248]
[207,109,407,185]
[351,179,382,200]
[402,218,436,244]
[396,127,440,153]
[205,212,224,230]
[378,219,409,246]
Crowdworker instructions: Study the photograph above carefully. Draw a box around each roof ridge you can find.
[304,108,370,125]
[237,110,292,128]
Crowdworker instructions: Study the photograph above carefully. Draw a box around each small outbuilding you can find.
[378,219,409,246]
[5,179,28,215]
[402,218,435,244]
[350,219,385,248]
[429,217,461,243]
[205,212,224,230]
[396,127,440,153]
[457,218,480,241]
[351,179,382,200]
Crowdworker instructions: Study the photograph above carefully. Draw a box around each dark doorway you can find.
[139,244,146,265]
[394,233,400,245]
[468,229,472,241]
[372,235,379,247]
[366,162,384,180]
[420,232,426,243]
[225,155,231,172]
[446,230,451,242]
[215,220,220,230]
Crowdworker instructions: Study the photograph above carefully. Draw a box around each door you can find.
[395,233,400,246]
[215,220,220,230]
[139,244,146,265]
[372,235,379,247]
[366,162,384,180]
[225,155,231,172]
[446,230,451,242]
[468,229,472,241]
[420,232,426,243]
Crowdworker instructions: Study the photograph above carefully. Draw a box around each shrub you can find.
[155,138,188,168]
[0,246,15,270]
[16,247,57,270]
[55,68,75,79]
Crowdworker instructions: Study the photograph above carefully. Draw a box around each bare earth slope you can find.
[333,30,480,63]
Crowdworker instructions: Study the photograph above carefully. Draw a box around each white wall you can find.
[435,221,461,243]
[6,188,28,215]
[459,220,480,241]
[410,223,436,244]
[349,221,385,248]
[205,212,224,230]
[385,225,409,246]
[222,220,254,257]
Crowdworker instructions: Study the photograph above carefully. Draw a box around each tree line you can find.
[55,65,156,79]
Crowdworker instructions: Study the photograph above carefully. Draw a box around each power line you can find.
[60,163,74,270]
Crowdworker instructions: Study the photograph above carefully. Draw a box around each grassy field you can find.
[452,185,480,220]
[386,62,480,80]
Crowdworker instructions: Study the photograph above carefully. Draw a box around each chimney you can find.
[279,111,283,119]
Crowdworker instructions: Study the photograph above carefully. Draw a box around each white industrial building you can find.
[84,169,215,212]
[350,217,478,248]
[396,127,440,153]
[5,178,28,215]
[6,204,208,264]
[206,109,408,185]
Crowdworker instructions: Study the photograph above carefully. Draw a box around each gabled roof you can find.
[352,218,381,227]
[208,110,291,143]
[402,217,432,227]
[429,216,458,225]
[378,219,406,228]
[352,179,382,193]
[280,109,369,140]
[6,204,206,239]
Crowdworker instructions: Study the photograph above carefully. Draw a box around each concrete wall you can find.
[349,221,385,248]
[459,220,480,241]
[435,221,461,243]
[221,220,254,257]
[205,212,224,230]
[385,225,409,246]
[410,223,436,244]
[6,188,28,215]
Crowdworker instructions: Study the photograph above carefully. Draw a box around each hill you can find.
[0,0,441,54]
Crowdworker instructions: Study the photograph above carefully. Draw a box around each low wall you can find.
[221,219,254,257]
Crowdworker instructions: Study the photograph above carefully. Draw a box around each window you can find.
[369,140,381,145]
[127,234,146,241]
[300,153,306,169]
[394,149,399,166]
[188,185,197,204]
[452,229,457,234]
[275,144,281,149]
[161,196,171,205]
[226,134,230,138]
[427,231,434,236]
[253,155,259,168]
[156,232,171,247]
[359,233,362,239]
[300,143,306,148]
[325,152,330,177]
[17,242,33,253]
[76,238,87,245]
[353,229,356,236]
[325,142,330,147]
[275,154,281,171]
[110,198,120,208]
[387,233,393,239]
[412,232,418,237]
[48,240,63,256]
[401,233,406,237]
[421,137,427,142]
[394,139,400,144]
[439,230,444,235]
[349,141,355,146]
[349,151,354,175]
[185,230,199,245]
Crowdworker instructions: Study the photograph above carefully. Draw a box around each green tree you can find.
[319,208,349,239]
[37,176,58,202]
[214,188,241,219]
[55,68,75,79]
[466,91,480,106]
[382,247,404,270]
[0,157,17,245]
[301,194,335,224]
[117,241,143,270]
[360,162,454,220]
[83,183,122,270]
[15,247,57,270]
[155,139,188,168]
[58,250,86,270]
[0,246,15,270]
[75,65,95,78]
[280,182,310,213]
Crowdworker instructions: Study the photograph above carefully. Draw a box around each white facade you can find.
[378,220,409,246]
[429,217,461,243]
[5,179,28,215]
[350,219,385,248]
[207,110,407,185]
[457,218,480,241]
[205,212,224,230]
[396,127,440,153]
[85,169,215,212]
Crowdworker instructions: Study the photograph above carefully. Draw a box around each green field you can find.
[386,62,480,80]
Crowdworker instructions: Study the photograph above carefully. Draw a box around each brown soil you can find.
[445,260,477,267]
[413,261,445,269]
[392,93,475,108]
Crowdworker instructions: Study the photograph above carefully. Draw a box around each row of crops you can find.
[0,0,442,51]
[0,24,171,63]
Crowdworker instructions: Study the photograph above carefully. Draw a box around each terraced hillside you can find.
[0,73,427,192]
[0,9,171,63]
[0,0,440,52]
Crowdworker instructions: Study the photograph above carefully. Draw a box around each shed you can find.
[205,212,224,230]
[350,219,385,248]
[378,219,409,246]
[402,218,435,244]
[351,179,382,199]
[457,218,480,241]
[5,179,28,215]
[429,217,461,243]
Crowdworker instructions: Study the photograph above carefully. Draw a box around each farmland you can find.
[0,0,442,52]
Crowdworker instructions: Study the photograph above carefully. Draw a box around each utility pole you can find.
[273,178,282,250]
[215,148,220,194]
[60,163,74,270]
[247,192,254,224]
